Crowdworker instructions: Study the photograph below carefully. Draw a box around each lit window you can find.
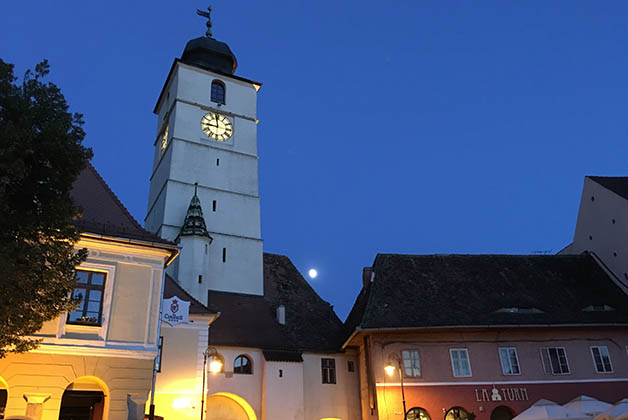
[445,407,471,420]
[590,346,613,373]
[402,350,421,377]
[407,407,431,420]
[540,347,570,375]
[68,270,106,326]
[160,124,168,153]
[449,348,472,377]
[211,80,226,104]
[321,358,336,384]
[499,347,521,375]
[234,355,252,374]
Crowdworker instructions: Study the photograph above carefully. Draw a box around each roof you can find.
[70,163,175,247]
[178,185,212,239]
[207,253,346,352]
[163,274,218,315]
[589,176,628,201]
[345,253,628,333]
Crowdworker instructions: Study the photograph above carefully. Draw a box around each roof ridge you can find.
[85,162,149,234]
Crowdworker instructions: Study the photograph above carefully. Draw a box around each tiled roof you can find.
[589,176,628,201]
[346,253,628,332]
[70,163,174,246]
[164,274,218,315]
[207,253,346,352]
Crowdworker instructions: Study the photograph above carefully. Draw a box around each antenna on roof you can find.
[196,5,213,38]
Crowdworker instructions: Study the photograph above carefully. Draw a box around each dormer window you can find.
[495,307,544,314]
[582,305,615,312]
[211,80,226,104]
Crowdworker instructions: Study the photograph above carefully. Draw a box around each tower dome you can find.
[182,5,238,75]
[181,37,237,75]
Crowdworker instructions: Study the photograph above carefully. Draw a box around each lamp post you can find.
[385,354,407,418]
[200,347,223,420]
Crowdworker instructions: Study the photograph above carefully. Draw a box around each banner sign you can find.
[162,296,190,326]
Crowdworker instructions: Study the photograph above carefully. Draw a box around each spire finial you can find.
[196,5,213,38]
[194,182,199,195]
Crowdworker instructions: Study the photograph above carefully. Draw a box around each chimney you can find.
[362,267,374,288]
[276,305,286,325]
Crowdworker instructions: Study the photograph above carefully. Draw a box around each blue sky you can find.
[3,1,628,319]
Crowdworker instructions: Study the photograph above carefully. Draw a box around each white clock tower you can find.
[145,10,263,300]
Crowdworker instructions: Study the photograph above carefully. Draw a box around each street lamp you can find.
[384,354,407,418]
[200,347,223,420]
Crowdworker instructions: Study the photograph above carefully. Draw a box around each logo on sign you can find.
[162,296,190,326]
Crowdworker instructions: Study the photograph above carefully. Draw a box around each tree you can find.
[0,59,93,357]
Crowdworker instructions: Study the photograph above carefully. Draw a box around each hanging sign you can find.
[162,296,190,326]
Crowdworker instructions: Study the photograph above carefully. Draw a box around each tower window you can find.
[212,200,217,212]
[216,158,220,166]
[211,80,226,104]
[222,248,227,262]
[198,275,203,284]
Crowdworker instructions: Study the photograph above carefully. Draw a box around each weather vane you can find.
[196,5,213,38]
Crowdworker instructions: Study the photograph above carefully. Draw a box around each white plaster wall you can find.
[302,353,361,420]
[156,71,179,125]
[177,235,213,300]
[207,347,265,420]
[175,64,258,119]
[566,177,628,293]
[264,361,304,420]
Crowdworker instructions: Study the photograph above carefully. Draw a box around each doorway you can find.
[58,391,104,420]
[491,406,514,420]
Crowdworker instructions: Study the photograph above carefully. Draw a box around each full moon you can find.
[308,269,318,279]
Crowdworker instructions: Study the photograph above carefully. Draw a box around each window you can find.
[591,346,613,373]
[499,347,521,375]
[450,349,472,377]
[347,360,355,372]
[540,347,570,374]
[211,80,226,104]
[406,407,431,420]
[222,248,227,263]
[445,407,471,420]
[68,270,106,326]
[321,358,336,384]
[234,355,252,374]
[402,350,421,377]
[159,124,168,153]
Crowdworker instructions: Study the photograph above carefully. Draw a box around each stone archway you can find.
[205,392,257,420]
[59,376,110,420]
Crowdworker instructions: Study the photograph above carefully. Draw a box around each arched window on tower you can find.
[234,355,252,374]
[211,80,226,104]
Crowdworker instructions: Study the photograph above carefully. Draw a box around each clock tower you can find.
[145,8,263,300]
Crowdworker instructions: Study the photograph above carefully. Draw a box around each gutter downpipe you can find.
[148,265,169,420]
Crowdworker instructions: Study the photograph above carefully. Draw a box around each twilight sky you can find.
[3,1,628,319]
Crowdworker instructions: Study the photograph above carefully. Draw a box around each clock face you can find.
[201,112,233,142]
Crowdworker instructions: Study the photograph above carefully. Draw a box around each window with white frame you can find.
[590,346,613,373]
[68,270,106,326]
[540,347,570,375]
[499,347,521,375]
[449,348,472,377]
[402,350,421,377]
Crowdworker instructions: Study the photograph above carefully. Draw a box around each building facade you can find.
[343,254,628,420]
[0,164,178,420]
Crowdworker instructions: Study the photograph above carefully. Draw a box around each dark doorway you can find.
[491,406,514,420]
[0,389,7,420]
[58,391,104,420]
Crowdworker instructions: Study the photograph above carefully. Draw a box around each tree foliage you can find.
[0,59,93,357]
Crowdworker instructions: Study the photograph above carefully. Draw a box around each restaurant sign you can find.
[162,296,190,326]
[475,386,529,402]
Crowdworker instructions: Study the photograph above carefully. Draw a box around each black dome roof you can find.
[181,37,238,75]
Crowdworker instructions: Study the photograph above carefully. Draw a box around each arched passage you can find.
[205,392,257,420]
[59,376,110,420]
[0,376,8,419]
[491,406,514,420]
